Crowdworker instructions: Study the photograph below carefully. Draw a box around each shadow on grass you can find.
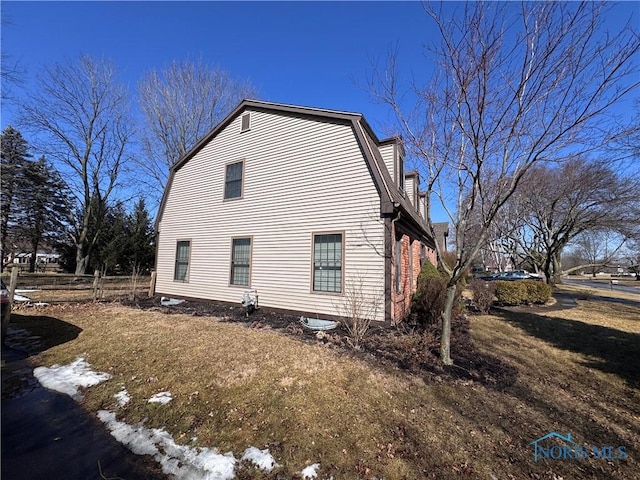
[589,295,640,308]
[363,315,519,390]
[496,309,640,388]
[4,313,82,356]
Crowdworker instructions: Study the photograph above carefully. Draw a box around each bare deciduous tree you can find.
[21,55,134,275]
[494,157,639,282]
[138,59,258,201]
[369,1,639,364]
[1,17,25,101]
[570,231,627,277]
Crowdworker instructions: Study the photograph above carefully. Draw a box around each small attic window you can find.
[241,113,251,132]
[397,155,405,191]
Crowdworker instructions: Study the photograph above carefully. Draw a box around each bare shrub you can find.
[129,263,143,301]
[468,280,496,314]
[334,276,382,350]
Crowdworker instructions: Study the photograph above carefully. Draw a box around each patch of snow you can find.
[148,391,172,404]
[13,293,32,302]
[98,410,237,480]
[97,411,160,456]
[241,446,280,472]
[33,357,111,400]
[114,388,131,408]
[161,297,184,306]
[35,358,289,479]
[301,463,321,479]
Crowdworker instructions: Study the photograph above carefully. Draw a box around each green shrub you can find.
[411,260,462,328]
[418,258,443,280]
[524,281,552,304]
[494,280,552,305]
[468,279,496,313]
[494,280,527,305]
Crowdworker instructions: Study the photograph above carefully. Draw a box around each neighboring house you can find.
[4,250,61,271]
[155,100,436,324]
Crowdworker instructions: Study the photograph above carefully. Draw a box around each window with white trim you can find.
[224,160,244,199]
[313,233,343,293]
[230,238,251,286]
[174,240,190,281]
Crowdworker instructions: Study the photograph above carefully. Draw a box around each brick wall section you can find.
[392,232,425,324]
[411,239,422,289]
[391,228,439,324]
[425,245,436,267]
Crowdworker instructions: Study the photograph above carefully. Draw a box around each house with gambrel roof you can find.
[154,100,436,323]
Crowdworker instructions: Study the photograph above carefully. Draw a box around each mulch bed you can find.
[122,296,517,389]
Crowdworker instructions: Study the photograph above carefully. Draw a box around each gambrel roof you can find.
[157,99,432,246]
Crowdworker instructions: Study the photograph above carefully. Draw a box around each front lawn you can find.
[7,289,639,479]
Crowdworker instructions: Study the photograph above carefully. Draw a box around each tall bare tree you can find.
[21,55,134,274]
[570,230,627,277]
[370,1,639,364]
[1,17,25,101]
[138,59,257,201]
[498,157,639,283]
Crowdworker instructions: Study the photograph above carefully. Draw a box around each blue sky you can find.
[3,1,637,140]
[1,1,441,133]
[2,1,638,220]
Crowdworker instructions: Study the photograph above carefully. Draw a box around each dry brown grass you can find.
[9,297,639,479]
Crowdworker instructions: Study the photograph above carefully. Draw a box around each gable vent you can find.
[241,113,251,132]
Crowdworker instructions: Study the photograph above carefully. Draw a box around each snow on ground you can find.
[241,446,280,472]
[98,410,237,479]
[115,388,131,408]
[301,463,321,479]
[148,391,173,404]
[12,293,32,302]
[33,357,111,400]
[32,357,326,479]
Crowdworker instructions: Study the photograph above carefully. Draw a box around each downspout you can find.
[390,208,401,324]
[391,208,401,232]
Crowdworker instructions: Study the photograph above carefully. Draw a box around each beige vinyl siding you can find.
[405,175,416,207]
[156,110,386,321]
[418,194,427,219]
[379,143,395,185]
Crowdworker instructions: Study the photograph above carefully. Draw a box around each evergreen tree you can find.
[125,198,155,273]
[91,202,128,274]
[13,156,70,272]
[0,126,31,270]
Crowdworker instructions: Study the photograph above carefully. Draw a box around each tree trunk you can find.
[551,253,563,285]
[29,247,36,273]
[439,283,457,366]
[75,248,89,275]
